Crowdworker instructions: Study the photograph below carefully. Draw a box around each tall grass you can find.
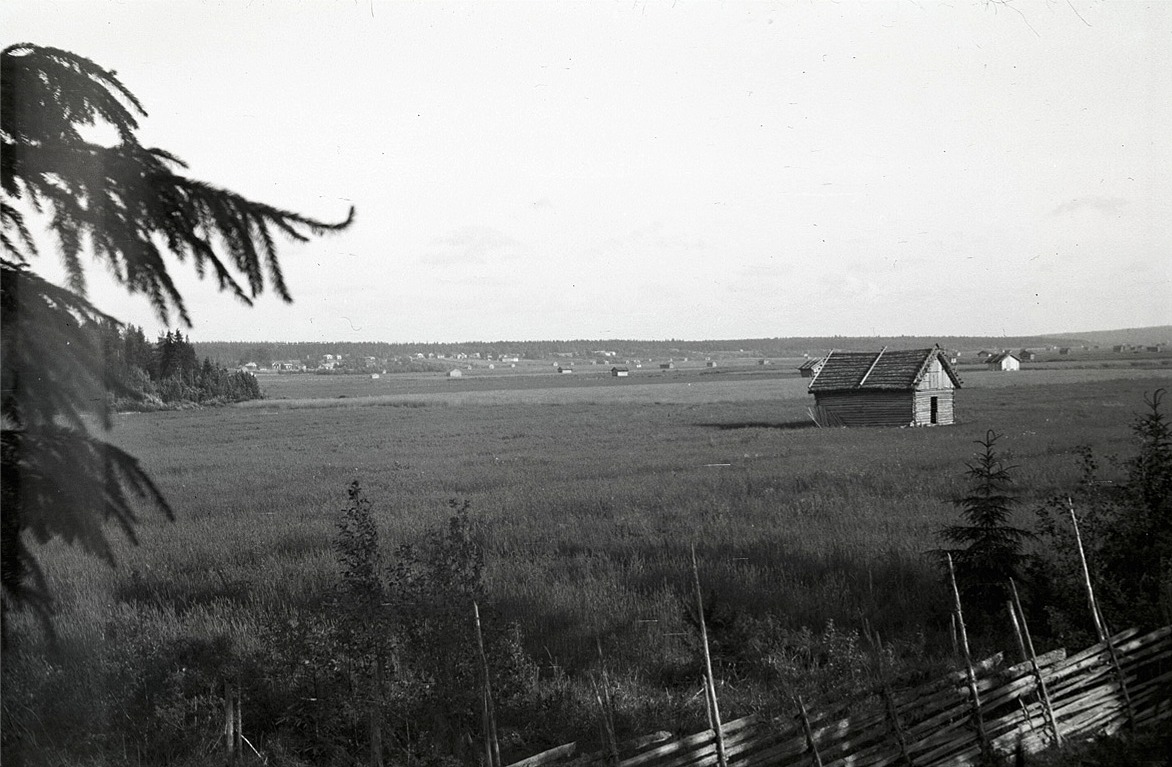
[5,369,1167,763]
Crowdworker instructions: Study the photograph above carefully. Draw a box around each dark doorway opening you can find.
[930,396,939,425]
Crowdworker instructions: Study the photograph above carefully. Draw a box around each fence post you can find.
[691,545,728,767]
[946,554,993,763]
[871,633,914,767]
[596,639,620,767]
[1009,579,1062,748]
[233,683,242,760]
[1067,505,1136,729]
[474,601,501,767]
[795,694,824,767]
[224,679,236,764]
[1068,501,1105,640]
[1007,599,1027,663]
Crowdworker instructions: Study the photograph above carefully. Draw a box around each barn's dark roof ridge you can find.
[807,347,962,392]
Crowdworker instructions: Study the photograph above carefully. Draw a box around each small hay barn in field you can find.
[987,351,1020,371]
[798,356,826,378]
[807,348,961,427]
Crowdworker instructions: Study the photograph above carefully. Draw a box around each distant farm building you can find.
[558,365,574,374]
[798,356,826,378]
[807,348,962,427]
[660,362,675,370]
[447,369,463,378]
[611,366,630,377]
[758,359,771,366]
[1019,350,1036,361]
[986,352,1021,372]
[1058,347,1071,355]
[705,360,717,368]
[272,360,305,372]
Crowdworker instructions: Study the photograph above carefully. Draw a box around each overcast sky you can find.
[6,0,1171,342]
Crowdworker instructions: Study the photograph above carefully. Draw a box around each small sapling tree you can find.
[334,480,391,765]
[939,430,1032,622]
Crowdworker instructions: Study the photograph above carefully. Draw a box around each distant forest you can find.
[192,327,1172,369]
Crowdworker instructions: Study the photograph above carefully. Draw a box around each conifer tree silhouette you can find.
[940,430,1032,619]
[1,43,353,634]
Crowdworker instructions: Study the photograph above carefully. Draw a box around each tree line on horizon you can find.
[193,332,1118,369]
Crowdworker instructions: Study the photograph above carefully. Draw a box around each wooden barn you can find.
[986,351,1021,371]
[798,356,826,378]
[611,366,629,377]
[807,348,961,427]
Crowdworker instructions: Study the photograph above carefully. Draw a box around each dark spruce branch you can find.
[0,42,353,635]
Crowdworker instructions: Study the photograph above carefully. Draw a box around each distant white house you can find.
[986,352,1021,372]
[447,369,463,378]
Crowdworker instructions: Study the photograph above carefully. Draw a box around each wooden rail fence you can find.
[505,625,1172,767]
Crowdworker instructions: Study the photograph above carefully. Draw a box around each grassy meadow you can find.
[7,363,1171,762]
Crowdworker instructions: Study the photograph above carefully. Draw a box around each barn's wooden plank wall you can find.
[505,625,1172,767]
[811,390,913,427]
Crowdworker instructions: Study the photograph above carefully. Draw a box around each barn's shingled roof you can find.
[808,348,962,392]
[797,357,825,371]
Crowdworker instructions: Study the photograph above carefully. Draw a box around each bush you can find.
[1030,389,1172,639]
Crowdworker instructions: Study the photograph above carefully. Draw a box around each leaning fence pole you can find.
[1007,599,1028,663]
[224,680,237,763]
[1009,579,1062,747]
[596,638,620,767]
[1093,605,1137,730]
[873,633,914,767]
[1067,503,1136,729]
[946,554,993,763]
[473,601,501,767]
[795,694,824,767]
[1068,500,1106,640]
[233,683,242,760]
[691,545,728,767]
